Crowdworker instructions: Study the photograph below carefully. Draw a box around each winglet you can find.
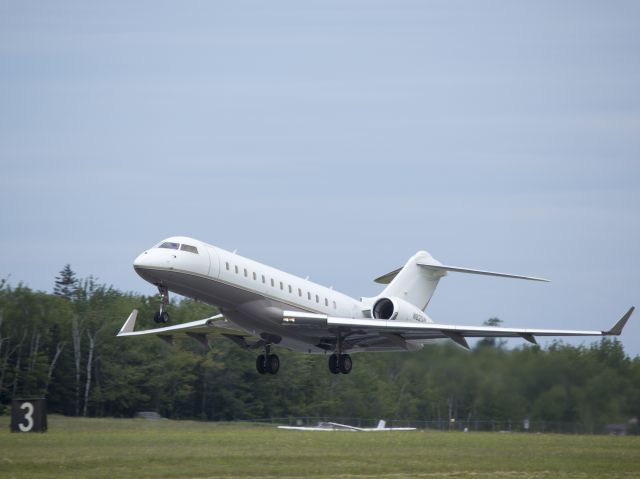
[604,307,634,336]
[118,309,138,335]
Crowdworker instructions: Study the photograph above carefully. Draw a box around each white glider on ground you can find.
[118,236,634,375]
[277,420,416,432]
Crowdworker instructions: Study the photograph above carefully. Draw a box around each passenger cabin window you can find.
[324,298,328,306]
[315,294,319,303]
[159,242,179,250]
[288,285,292,293]
[244,268,247,277]
[234,265,238,274]
[262,275,266,284]
[307,292,311,300]
[333,301,337,309]
[270,278,274,287]
[280,281,283,290]
[253,272,257,280]
[225,262,229,271]
[298,288,302,297]
[180,244,198,254]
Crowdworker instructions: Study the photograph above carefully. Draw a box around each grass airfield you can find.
[1,416,639,478]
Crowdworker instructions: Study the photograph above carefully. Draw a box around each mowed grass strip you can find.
[0,416,638,479]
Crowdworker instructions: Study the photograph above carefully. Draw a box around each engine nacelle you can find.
[371,296,430,323]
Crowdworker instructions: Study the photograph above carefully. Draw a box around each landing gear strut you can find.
[256,344,280,375]
[328,334,352,374]
[153,285,170,324]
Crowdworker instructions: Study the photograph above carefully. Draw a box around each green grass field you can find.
[0,416,639,479]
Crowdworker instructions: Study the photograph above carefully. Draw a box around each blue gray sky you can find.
[1,2,639,354]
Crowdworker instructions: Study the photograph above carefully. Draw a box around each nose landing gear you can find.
[153,285,170,324]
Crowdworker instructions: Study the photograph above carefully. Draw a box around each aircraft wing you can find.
[117,309,253,347]
[277,426,338,431]
[277,421,416,431]
[325,422,363,431]
[277,424,357,431]
[282,307,634,350]
[277,422,369,431]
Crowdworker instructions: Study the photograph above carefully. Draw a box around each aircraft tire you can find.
[338,354,352,374]
[267,354,280,374]
[328,354,340,374]
[153,311,169,324]
[256,354,267,375]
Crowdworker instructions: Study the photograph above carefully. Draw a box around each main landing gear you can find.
[328,353,352,374]
[256,344,280,375]
[153,285,170,324]
[328,334,352,374]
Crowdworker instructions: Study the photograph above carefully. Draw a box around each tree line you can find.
[0,267,638,433]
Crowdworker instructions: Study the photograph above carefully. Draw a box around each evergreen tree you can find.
[53,264,78,300]
[476,317,506,349]
[2,274,639,429]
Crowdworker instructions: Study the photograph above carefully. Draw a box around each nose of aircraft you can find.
[133,250,152,269]
[133,238,211,277]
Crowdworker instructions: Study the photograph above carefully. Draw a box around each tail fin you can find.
[375,251,548,311]
[377,251,446,311]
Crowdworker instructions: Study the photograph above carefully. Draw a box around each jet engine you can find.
[371,296,429,323]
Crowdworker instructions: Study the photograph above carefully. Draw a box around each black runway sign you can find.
[10,399,47,433]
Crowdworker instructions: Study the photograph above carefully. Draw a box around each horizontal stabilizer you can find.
[374,259,549,284]
[417,261,550,282]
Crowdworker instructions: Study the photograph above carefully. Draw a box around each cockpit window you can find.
[159,242,180,250]
[180,244,198,254]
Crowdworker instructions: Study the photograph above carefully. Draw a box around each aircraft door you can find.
[206,245,220,279]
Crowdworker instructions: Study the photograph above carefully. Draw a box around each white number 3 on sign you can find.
[19,402,34,432]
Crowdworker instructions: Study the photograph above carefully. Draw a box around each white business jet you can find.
[118,236,634,375]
